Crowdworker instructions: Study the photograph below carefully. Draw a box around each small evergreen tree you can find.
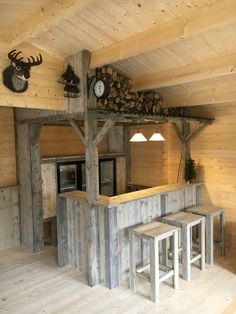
[184,158,197,183]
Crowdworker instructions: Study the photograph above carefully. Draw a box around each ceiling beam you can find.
[132,53,236,91]
[90,0,236,68]
[10,0,95,48]
[164,88,236,108]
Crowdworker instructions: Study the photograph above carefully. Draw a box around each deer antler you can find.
[27,54,43,66]
[8,49,24,62]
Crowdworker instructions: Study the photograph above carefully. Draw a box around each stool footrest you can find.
[190,253,201,264]
[136,264,150,274]
[159,270,174,283]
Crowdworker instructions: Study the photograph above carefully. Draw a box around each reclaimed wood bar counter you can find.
[58,183,201,288]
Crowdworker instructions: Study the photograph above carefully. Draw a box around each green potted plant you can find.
[184,157,197,183]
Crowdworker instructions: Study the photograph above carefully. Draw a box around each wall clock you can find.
[93,79,110,99]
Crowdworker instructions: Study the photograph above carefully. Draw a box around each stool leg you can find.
[200,218,205,271]
[220,211,225,256]
[150,238,159,303]
[182,225,191,281]
[172,231,179,290]
[206,216,214,265]
[129,230,136,291]
[162,238,168,267]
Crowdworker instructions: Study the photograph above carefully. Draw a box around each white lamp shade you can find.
[130,132,147,142]
[149,132,165,141]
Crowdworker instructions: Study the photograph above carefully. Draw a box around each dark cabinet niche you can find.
[57,158,116,196]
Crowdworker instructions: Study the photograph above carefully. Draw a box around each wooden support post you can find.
[124,125,131,191]
[83,50,100,286]
[15,122,43,252]
[182,118,190,165]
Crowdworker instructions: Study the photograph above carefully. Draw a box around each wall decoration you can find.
[184,158,197,183]
[87,67,110,99]
[60,64,80,98]
[2,49,43,93]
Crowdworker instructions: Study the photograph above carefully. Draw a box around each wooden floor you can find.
[0,246,235,314]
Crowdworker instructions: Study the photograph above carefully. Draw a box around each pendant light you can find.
[148,122,165,141]
[149,132,165,141]
[130,131,147,142]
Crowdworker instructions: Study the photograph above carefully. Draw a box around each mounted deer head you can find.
[2,49,43,93]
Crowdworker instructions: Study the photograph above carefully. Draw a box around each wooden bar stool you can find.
[129,221,179,303]
[186,205,225,265]
[161,212,205,282]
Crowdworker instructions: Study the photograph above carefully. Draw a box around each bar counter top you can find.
[60,182,201,207]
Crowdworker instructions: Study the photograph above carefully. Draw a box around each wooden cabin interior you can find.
[0,0,236,312]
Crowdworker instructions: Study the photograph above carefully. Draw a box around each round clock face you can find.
[93,79,110,98]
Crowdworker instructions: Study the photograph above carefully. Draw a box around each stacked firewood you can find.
[97,66,163,115]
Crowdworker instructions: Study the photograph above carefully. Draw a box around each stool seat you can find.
[186,205,224,216]
[186,205,225,265]
[162,211,204,226]
[131,221,178,239]
[129,221,179,303]
[162,212,205,282]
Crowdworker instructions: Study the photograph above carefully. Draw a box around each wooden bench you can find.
[186,205,225,265]
[161,212,205,282]
[129,221,179,303]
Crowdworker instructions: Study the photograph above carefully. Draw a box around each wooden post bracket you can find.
[93,118,116,147]
[70,119,85,145]
[172,121,209,144]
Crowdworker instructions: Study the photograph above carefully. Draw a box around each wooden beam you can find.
[70,119,85,145]
[11,0,95,48]
[93,119,115,146]
[90,0,236,68]
[164,88,236,108]
[132,53,236,91]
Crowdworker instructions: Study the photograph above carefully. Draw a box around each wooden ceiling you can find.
[1,0,236,108]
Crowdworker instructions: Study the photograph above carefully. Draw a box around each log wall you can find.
[191,103,236,250]
[0,186,20,251]
[130,124,166,187]
[40,125,108,158]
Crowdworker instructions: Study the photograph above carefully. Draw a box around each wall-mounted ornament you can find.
[2,49,43,93]
[60,65,80,99]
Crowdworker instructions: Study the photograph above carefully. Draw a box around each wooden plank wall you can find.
[0,44,65,110]
[41,163,57,219]
[0,186,20,251]
[0,108,17,187]
[40,125,108,158]
[190,103,236,250]
[60,185,198,288]
[130,124,166,187]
